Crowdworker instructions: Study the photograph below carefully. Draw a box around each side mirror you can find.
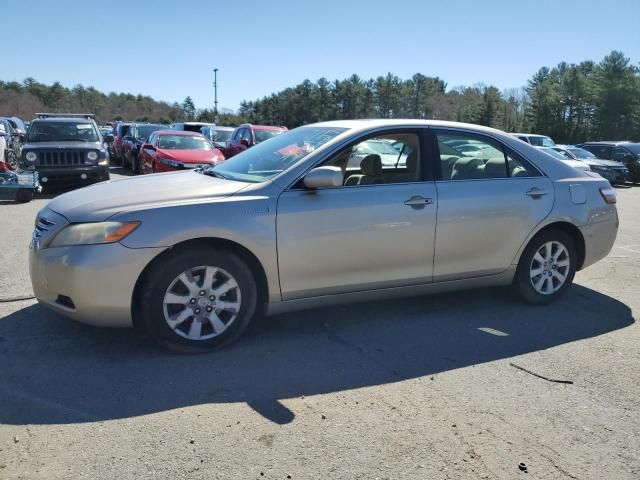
[303,166,344,189]
[104,134,114,143]
[142,144,155,151]
[240,138,250,147]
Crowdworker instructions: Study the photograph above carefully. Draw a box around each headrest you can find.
[406,150,418,171]
[483,157,506,178]
[360,154,382,176]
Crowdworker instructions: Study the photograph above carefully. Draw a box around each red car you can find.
[225,123,287,158]
[139,130,225,174]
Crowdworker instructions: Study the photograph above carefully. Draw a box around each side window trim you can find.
[286,127,432,191]
[429,128,543,181]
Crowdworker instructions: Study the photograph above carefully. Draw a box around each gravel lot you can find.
[0,169,638,479]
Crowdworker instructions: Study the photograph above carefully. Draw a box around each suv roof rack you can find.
[35,113,95,119]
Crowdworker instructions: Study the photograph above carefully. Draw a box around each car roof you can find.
[580,141,632,145]
[509,132,549,138]
[310,118,514,136]
[156,130,203,136]
[32,117,96,123]
[213,126,234,131]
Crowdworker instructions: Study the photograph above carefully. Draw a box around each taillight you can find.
[599,186,617,204]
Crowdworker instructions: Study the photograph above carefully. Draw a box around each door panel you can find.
[277,183,437,300]
[433,177,554,281]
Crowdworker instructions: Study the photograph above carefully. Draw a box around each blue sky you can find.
[4,0,639,112]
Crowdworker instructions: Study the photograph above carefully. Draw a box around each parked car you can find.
[225,124,287,158]
[29,119,618,352]
[537,147,590,172]
[20,113,110,188]
[201,125,234,158]
[0,117,22,170]
[111,122,132,164]
[122,123,167,173]
[576,141,640,184]
[551,145,628,185]
[511,133,556,147]
[139,130,224,174]
[170,122,215,133]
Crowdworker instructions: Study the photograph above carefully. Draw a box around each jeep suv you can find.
[21,114,110,188]
[225,124,287,158]
[576,141,640,183]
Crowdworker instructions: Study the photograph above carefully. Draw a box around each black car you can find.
[21,113,111,188]
[576,141,640,183]
[121,123,167,174]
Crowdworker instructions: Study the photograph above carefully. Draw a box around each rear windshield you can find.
[27,121,99,142]
[158,134,213,150]
[180,124,206,132]
[528,136,556,147]
[568,148,596,159]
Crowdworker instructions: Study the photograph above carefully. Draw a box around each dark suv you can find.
[121,123,167,173]
[577,141,640,183]
[21,114,110,188]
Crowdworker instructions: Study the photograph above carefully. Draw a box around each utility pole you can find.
[213,68,219,124]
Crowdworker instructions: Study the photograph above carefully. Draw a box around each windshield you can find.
[137,125,165,140]
[569,148,597,159]
[27,121,99,142]
[210,126,347,182]
[158,134,213,150]
[529,136,556,147]
[254,129,285,144]
[624,144,640,156]
[543,148,569,160]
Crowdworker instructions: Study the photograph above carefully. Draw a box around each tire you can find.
[15,189,34,203]
[513,229,577,305]
[132,154,140,175]
[5,150,18,170]
[139,246,258,353]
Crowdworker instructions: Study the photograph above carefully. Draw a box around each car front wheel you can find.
[139,246,258,352]
[514,230,577,305]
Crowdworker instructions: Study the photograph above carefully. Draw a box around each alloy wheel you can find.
[162,265,241,340]
[529,241,571,295]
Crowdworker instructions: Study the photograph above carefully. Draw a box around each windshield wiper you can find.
[199,168,229,180]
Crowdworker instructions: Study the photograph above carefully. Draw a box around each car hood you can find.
[22,141,102,150]
[580,158,627,168]
[157,148,220,163]
[47,170,249,222]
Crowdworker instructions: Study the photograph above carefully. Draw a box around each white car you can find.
[538,147,590,172]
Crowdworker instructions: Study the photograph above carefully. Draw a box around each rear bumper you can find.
[579,208,619,270]
[37,166,110,186]
[30,242,166,327]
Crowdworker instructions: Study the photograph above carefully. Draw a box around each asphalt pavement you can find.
[0,169,638,479]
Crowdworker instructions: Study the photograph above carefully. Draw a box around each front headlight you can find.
[159,158,183,168]
[25,151,37,163]
[49,221,140,248]
[86,151,98,162]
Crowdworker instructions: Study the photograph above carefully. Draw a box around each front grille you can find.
[37,150,86,167]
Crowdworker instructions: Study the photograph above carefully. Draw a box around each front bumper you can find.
[37,165,110,187]
[29,242,166,327]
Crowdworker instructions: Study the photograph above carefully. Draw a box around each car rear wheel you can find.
[139,246,258,352]
[514,229,577,305]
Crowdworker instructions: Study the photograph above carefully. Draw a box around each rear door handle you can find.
[404,195,433,209]
[526,188,548,198]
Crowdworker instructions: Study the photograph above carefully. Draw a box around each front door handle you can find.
[404,195,433,209]
[526,188,548,198]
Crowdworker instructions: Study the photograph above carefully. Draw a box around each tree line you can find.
[1,51,638,142]
[237,51,640,143]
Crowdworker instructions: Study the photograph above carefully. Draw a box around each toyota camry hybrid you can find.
[29,120,619,352]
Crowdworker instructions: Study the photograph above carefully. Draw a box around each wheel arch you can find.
[517,221,586,271]
[131,237,270,329]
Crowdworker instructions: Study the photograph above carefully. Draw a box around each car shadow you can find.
[0,284,633,426]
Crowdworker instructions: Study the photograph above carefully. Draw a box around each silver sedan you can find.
[29,120,619,351]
